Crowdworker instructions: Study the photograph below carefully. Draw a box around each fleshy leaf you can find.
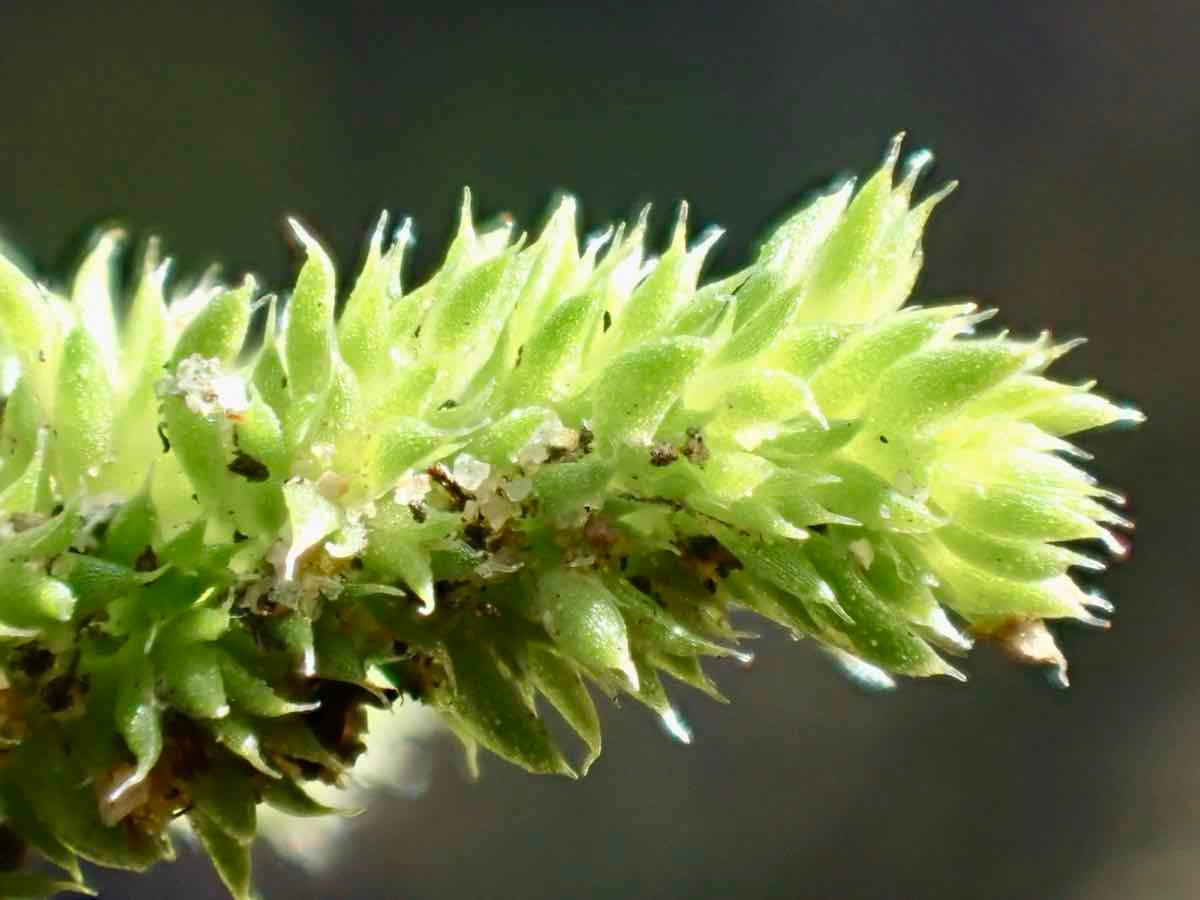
[441,636,573,777]
[189,810,253,900]
[534,570,639,691]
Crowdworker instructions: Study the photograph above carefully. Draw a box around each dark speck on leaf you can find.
[227,451,270,482]
[602,310,612,332]
[650,443,679,467]
[683,426,709,465]
[13,645,54,678]
[463,521,488,549]
[157,424,171,452]
[42,676,76,712]
[879,435,889,444]
[134,546,159,572]
[427,463,469,508]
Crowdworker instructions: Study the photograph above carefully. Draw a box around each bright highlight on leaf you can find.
[0,139,1139,897]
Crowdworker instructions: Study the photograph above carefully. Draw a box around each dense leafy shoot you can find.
[0,140,1138,897]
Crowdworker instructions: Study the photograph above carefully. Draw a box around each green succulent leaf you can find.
[113,655,164,789]
[0,872,96,899]
[189,810,253,900]
[441,636,573,777]
[525,643,602,774]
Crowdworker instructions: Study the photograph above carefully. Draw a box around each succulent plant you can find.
[0,138,1139,897]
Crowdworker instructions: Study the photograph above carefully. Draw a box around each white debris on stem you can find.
[502,477,533,502]
[159,353,250,419]
[309,442,336,469]
[516,416,579,469]
[393,470,433,506]
[450,453,491,492]
[848,538,875,570]
[999,619,1069,686]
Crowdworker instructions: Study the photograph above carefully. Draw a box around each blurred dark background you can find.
[1,1,1197,897]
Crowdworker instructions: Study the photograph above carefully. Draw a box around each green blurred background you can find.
[1,1,1196,897]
